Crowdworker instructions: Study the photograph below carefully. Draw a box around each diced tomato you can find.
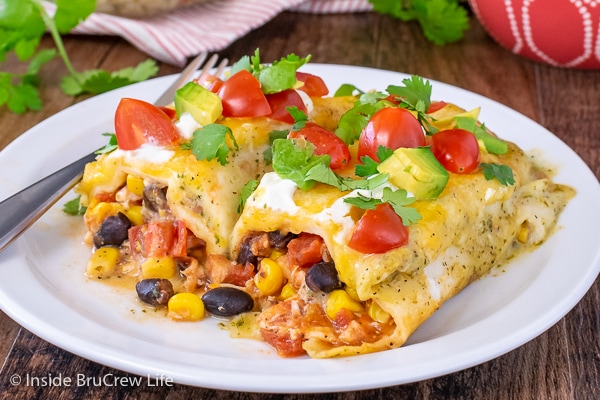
[170,220,188,257]
[430,128,481,174]
[286,233,324,268]
[114,98,180,150]
[217,69,271,118]
[128,220,188,258]
[358,107,425,162]
[296,72,329,97]
[288,122,351,170]
[427,101,448,114]
[266,89,307,124]
[348,203,409,254]
[196,74,224,93]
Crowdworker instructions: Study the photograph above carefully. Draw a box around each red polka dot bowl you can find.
[469,0,600,69]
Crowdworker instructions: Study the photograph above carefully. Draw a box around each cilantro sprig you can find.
[230,49,310,94]
[187,124,239,165]
[334,75,436,144]
[368,0,470,45]
[0,0,158,114]
[344,188,422,226]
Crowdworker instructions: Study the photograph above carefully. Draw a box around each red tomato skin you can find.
[114,98,180,150]
[266,89,308,124]
[217,69,271,118]
[430,129,481,174]
[197,74,224,93]
[358,107,425,161]
[288,122,351,170]
[296,72,329,97]
[158,106,177,120]
[286,233,324,269]
[427,101,448,113]
[128,220,188,258]
[348,203,409,254]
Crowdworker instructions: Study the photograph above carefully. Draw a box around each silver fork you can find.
[0,52,229,253]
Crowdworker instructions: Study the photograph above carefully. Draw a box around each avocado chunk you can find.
[174,82,222,126]
[377,147,449,200]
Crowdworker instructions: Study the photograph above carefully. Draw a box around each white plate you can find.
[1,65,599,393]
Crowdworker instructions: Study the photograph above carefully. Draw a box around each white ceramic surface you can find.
[0,65,599,393]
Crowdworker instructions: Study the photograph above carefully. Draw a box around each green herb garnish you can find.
[0,0,158,114]
[189,124,239,165]
[481,163,515,186]
[368,0,470,45]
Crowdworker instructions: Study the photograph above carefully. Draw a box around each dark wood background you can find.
[1,9,599,400]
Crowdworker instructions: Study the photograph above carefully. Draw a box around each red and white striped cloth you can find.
[44,0,373,66]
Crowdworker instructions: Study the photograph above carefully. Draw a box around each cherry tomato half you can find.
[296,72,329,97]
[358,107,425,161]
[288,122,351,170]
[266,89,308,124]
[218,69,271,118]
[114,98,179,150]
[430,128,481,174]
[348,203,409,254]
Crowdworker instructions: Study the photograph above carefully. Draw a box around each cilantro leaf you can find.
[63,196,87,216]
[344,193,382,210]
[455,117,508,155]
[61,60,158,96]
[190,124,239,165]
[238,179,259,213]
[387,75,432,113]
[387,75,438,134]
[263,129,289,165]
[334,83,364,97]
[236,49,310,94]
[335,91,388,144]
[271,138,330,190]
[306,163,388,191]
[343,187,422,226]
[96,133,118,154]
[257,53,310,94]
[54,0,95,33]
[481,163,515,186]
[368,0,469,45]
[355,146,394,177]
[0,0,158,114]
[381,187,422,225]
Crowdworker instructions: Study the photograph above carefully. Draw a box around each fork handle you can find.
[0,151,98,252]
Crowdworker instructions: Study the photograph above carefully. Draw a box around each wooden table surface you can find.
[1,9,599,400]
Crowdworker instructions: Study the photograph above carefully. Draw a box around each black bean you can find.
[93,212,132,248]
[136,278,174,306]
[305,261,343,293]
[267,231,296,250]
[201,287,254,317]
[143,184,168,213]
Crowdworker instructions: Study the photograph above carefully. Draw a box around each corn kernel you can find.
[367,301,391,324]
[254,258,285,296]
[326,290,364,320]
[168,293,205,321]
[517,223,529,243]
[123,205,144,226]
[86,247,120,278]
[126,175,145,197]
[141,256,177,279]
[269,249,285,260]
[279,283,296,299]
